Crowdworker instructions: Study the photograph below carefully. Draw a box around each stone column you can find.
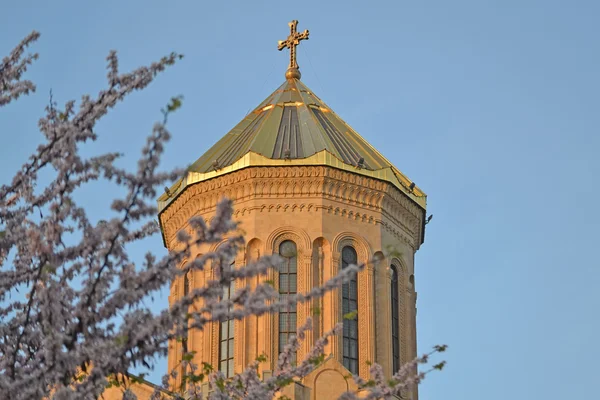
[202,264,219,374]
[190,267,204,370]
[410,290,418,400]
[234,252,246,373]
[400,279,416,400]
[167,284,178,390]
[257,264,276,373]
[316,245,325,340]
[376,258,394,378]
[244,249,260,369]
[358,264,376,379]
[299,253,314,361]
[328,251,341,361]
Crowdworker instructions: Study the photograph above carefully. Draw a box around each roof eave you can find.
[157,150,427,247]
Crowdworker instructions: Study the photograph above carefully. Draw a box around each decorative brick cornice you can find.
[159,166,424,250]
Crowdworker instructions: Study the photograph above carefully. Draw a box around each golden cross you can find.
[278,20,309,71]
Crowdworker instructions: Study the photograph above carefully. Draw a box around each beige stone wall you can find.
[100,377,156,400]
[158,165,424,399]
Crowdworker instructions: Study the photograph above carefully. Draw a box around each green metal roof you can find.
[189,78,402,173]
[158,78,426,212]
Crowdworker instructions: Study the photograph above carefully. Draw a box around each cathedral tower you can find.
[158,21,427,400]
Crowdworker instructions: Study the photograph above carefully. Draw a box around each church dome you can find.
[158,22,426,214]
[189,78,401,174]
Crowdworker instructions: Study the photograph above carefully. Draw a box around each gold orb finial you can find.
[285,67,301,80]
[277,20,309,80]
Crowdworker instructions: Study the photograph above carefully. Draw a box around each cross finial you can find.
[277,20,309,80]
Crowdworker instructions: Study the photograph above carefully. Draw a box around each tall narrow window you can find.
[181,272,190,389]
[278,240,297,359]
[183,272,190,297]
[391,266,400,373]
[219,262,235,378]
[342,246,358,374]
[182,272,190,350]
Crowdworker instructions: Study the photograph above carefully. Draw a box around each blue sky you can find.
[2,1,599,399]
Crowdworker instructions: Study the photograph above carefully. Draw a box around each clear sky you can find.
[1,1,599,399]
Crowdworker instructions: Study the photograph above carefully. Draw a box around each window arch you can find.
[278,240,298,359]
[341,245,358,374]
[218,261,235,378]
[391,265,400,372]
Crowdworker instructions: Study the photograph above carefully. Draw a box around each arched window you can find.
[341,246,358,374]
[278,240,298,359]
[391,266,400,373]
[219,262,235,378]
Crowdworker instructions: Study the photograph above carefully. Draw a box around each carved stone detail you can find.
[159,166,424,251]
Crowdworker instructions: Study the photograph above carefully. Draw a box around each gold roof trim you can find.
[158,149,426,212]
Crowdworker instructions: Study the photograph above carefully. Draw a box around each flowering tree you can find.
[0,32,445,400]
